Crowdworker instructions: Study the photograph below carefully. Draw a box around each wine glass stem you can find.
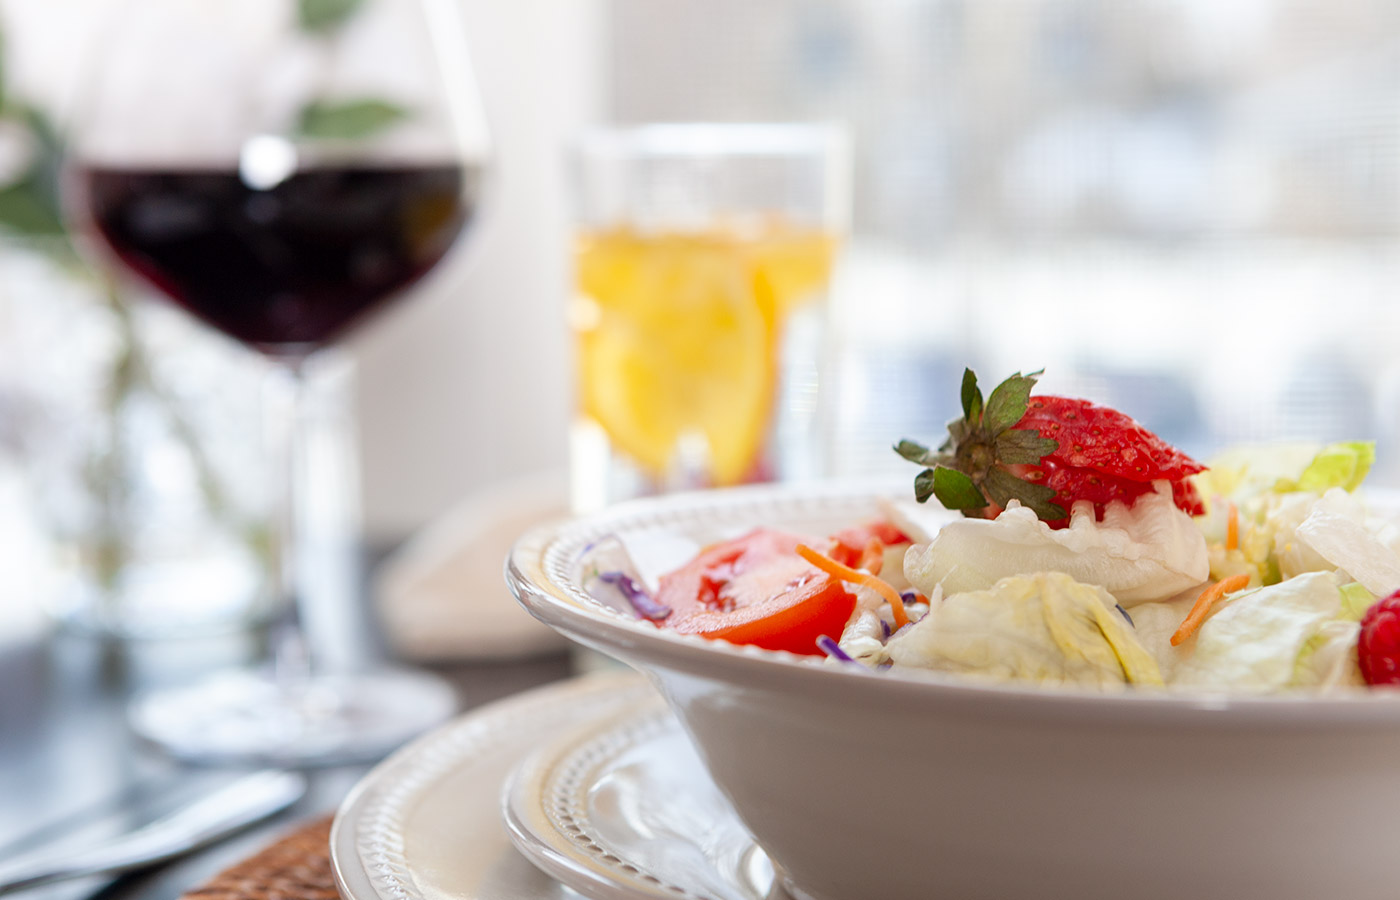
[269,355,365,684]
[267,362,309,685]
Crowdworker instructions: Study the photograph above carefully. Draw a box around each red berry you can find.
[1020,458,1156,509]
[1017,395,1205,523]
[1358,591,1400,686]
[1171,478,1207,518]
[1019,396,1206,483]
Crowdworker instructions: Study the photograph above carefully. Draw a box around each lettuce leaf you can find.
[1292,492,1400,598]
[1120,590,1199,681]
[1195,442,1380,588]
[886,571,1163,688]
[1194,441,1375,506]
[1171,571,1343,692]
[903,483,1208,607]
[1338,581,1377,621]
[1192,443,1322,506]
[1280,441,1375,494]
[1291,619,1364,690]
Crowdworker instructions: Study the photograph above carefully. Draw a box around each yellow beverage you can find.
[573,223,836,487]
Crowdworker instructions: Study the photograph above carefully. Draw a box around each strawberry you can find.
[1358,590,1400,686]
[895,368,1206,525]
[1171,478,1207,518]
[1018,395,1205,483]
[1020,457,1157,510]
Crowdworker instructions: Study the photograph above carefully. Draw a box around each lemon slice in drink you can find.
[751,229,836,321]
[576,232,774,485]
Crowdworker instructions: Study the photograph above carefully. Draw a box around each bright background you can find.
[2,0,1398,555]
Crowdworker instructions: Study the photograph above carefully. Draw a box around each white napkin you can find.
[374,470,572,660]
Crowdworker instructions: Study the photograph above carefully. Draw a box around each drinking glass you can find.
[63,0,490,764]
[569,124,850,513]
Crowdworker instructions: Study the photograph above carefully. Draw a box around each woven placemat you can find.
[180,817,336,900]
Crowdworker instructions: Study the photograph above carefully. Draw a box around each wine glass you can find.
[62,0,490,765]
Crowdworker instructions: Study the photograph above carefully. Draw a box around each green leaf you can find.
[913,468,936,503]
[0,177,65,237]
[983,466,1065,521]
[298,0,365,33]
[930,465,988,511]
[960,368,983,422]
[296,99,409,140]
[0,103,68,246]
[894,439,939,466]
[945,417,974,451]
[995,428,1058,465]
[983,368,1043,436]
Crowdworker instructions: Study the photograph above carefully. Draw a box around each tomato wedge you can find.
[829,520,912,574]
[656,529,857,656]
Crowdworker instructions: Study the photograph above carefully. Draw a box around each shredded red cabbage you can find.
[816,634,856,663]
[599,571,671,621]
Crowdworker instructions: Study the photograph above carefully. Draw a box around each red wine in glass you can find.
[75,162,478,355]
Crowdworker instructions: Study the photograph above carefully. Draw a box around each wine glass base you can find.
[129,668,458,766]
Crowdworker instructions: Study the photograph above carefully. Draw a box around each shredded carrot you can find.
[1170,573,1251,646]
[796,543,910,629]
[1226,501,1239,552]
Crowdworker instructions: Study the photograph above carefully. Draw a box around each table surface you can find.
[0,593,577,900]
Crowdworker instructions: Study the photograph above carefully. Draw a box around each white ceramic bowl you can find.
[506,481,1400,900]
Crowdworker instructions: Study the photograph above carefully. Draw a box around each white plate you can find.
[502,696,783,900]
[331,672,659,900]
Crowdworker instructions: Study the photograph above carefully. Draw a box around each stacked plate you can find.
[330,671,783,900]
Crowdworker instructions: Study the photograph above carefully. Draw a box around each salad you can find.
[584,368,1400,693]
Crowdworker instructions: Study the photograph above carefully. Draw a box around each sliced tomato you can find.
[829,519,912,574]
[656,528,857,656]
[835,520,910,547]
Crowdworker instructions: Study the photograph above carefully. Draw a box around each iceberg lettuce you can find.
[1117,590,1199,682]
[1292,620,1365,691]
[1193,441,1374,508]
[1292,491,1400,598]
[1278,441,1375,494]
[1193,441,1380,587]
[885,571,1163,688]
[1120,572,1368,691]
[902,483,1208,606]
[1338,581,1377,621]
[1171,571,1347,692]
